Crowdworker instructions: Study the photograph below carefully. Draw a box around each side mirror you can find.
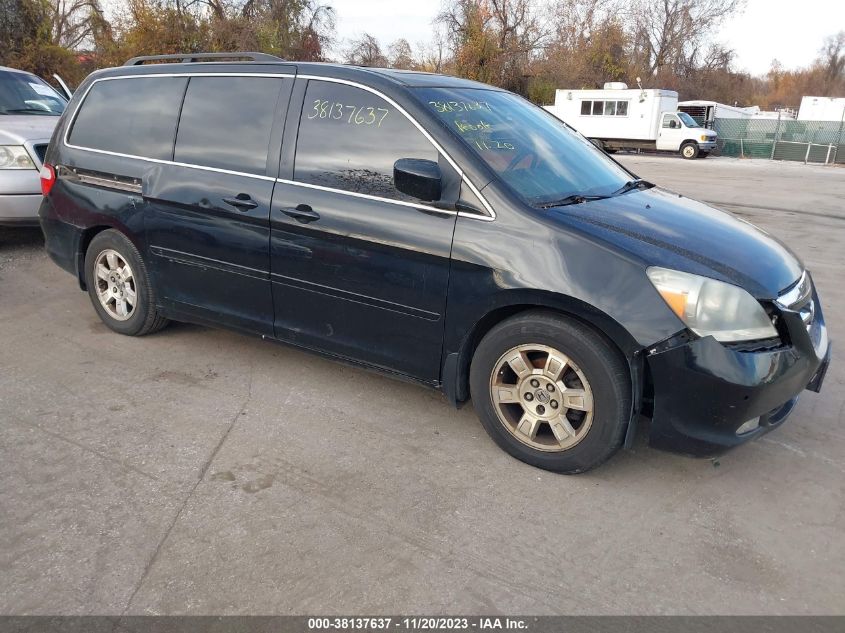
[393,158,441,202]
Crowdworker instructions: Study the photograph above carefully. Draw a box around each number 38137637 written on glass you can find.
[308,100,390,127]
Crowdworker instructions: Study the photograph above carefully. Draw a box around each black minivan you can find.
[39,52,830,473]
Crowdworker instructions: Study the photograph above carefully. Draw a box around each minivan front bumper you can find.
[645,283,830,456]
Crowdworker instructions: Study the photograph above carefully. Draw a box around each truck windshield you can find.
[677,112,698,128]
[0,70,67,116]
[413,87,631,207]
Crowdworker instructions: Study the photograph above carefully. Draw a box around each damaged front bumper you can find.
[645,280,830,456]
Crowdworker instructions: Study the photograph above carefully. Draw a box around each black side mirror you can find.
[394,158,442,202]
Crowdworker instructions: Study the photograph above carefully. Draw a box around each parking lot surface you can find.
[1,156,843,615]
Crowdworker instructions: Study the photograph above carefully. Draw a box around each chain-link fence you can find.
[713,118,845,164]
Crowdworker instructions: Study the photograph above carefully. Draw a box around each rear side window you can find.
[68,77,187,160]
[294,80,439,201]
[174,77,283,175]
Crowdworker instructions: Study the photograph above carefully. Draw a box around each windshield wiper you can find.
[538,194,608,209]
[613,179,654,195]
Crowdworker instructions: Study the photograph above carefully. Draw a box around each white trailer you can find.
[797,96,845,122]
[544,84,717,159]
[678,100,796,127]
[678,100,754,126]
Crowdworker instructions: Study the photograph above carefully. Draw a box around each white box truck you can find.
[544,83,717,159]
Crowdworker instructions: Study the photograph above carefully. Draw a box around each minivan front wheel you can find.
[84,229,168,336]
[470,311,631,473]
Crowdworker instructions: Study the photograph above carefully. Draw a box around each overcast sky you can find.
[329,0,845,76]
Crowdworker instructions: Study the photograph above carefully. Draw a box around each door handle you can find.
[223,193,259,210]
[281,204,320,223]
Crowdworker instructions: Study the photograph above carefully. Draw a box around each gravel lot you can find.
[1,156,843,615]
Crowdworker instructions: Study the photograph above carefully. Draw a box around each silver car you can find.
[1,66,68,225]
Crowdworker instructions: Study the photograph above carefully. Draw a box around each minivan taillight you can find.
[40,164,56,196]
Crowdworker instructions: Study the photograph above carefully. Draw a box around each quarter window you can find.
[68,76,187,159]
[580,100,591,115]
[295,80,440,202]
[174,76,283,175]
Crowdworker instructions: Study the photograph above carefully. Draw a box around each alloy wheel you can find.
[94,249,137,321]
[489,344,594,452]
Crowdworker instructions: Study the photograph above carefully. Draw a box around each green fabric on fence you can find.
[713,117,845,163]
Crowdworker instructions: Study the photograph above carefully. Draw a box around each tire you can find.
[84,229,169,336]
[680,142,699,159]
[604,148,618,154]
[469,311,631,474]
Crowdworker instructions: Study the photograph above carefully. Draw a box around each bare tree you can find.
[630,0,744,76]
[437,0,546,90]
[488,0,546,53]
[388,38,417,69]
[344,33,388,67]
[49,0,107,49]
[819,31,845,87]
[418,27,447,73]
[548,0,619,49]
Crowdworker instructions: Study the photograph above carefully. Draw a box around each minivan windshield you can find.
[0,70,67,116]
[413,87,632,207]
[677,112,698,128]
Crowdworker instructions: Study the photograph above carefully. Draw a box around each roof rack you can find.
[124,52,284,66]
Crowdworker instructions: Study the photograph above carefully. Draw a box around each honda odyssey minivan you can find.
[39,52,830,473]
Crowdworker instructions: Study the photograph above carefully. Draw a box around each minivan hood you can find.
[0,115,59,144]
[550,187,802,299]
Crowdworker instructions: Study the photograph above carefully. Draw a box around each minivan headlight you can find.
[647,267,777,342]
[0,145,35,170]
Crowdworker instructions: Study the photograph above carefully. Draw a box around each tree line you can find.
[2,0,844,110]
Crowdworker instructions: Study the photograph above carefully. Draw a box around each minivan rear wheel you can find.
[470,311,630,474]
[84,229,168,336]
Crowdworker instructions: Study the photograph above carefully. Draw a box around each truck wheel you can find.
[681,142,699,159]
[84,229,169,336]
[469,311,631,474]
